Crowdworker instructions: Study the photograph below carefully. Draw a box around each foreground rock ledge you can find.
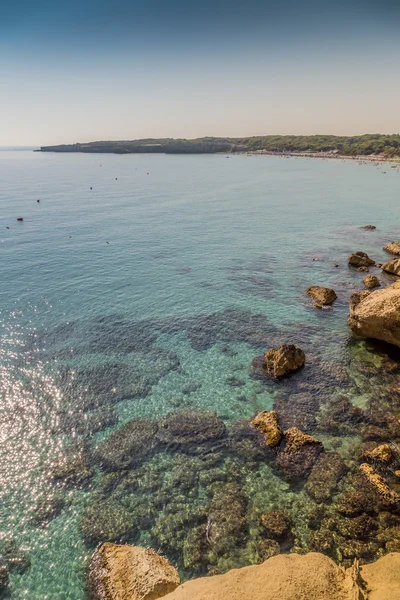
[88,543,180,600]
[348,281,400,347]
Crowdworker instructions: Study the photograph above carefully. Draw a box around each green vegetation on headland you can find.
[39,134,400,156]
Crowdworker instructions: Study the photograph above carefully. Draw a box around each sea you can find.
[0,148,399,598]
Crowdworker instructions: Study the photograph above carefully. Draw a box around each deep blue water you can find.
[0,149,399,598]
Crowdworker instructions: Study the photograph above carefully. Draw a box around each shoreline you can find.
[240,150,400,164]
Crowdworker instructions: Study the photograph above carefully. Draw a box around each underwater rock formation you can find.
[0,540,30,574]
[276,427,322,480]
[348,251,376,267]
[95,418,158,471]
[48,440,93,485]
[363,274,381,289]
[251,411,283,447]
[384,241,400,255]
[155,410,226,450]
[80,501,135,545]
[306,286,337,306]
[382,258,400,276]
[264,344,305,378]
[359,464,400,507]
[88,543,180,600]
[348,282,400,347]
[259,511,290,540]
[305,452,347,503]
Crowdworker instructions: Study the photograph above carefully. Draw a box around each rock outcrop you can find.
[264,344,305,378]
[348,251,376,267]
[277,427,323,479]
[306,285,337,306]
[382,258,400,276]
[362,225,376,230]
[251,411,283,447]
[360,463,400,506]
[348,282,400,347]
[363,274,380,289]
[384,242,400,255]
[88,543,180,600]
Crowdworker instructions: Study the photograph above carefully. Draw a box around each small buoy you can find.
[90,187,93,190]
[115,177,118,180]
[17,217,23,221]
[37,199,40,203]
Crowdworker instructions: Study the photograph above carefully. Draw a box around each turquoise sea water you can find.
[0,149,399,598]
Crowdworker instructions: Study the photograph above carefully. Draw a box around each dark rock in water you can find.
[205,482,247,557]
[260,510,290,540]
[249,355,268,379]
[317,397,365,436]
[0,540,30,574]
[220,345,238,357]
[274,393,319,432]
[155,410,226,449]
[0,560,8,593]
[382,258,400,276]
[348,251,375,267]
[49,440,93,486]
[225,376,245,388]
[31,491,66,524]
[52,405,117,436]
[277,427,323,480]
[228,419,275,462]
[363,274,380,289]
[305,452,347,503]
[362,225,376,230]
[80,501,135,545]
[182,382,202,395]
[264,344,305,379]
[95,418,158,471]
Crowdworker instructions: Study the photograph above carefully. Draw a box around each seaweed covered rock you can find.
[363,274,380,289]
[384,241,400,255]
[382,257,400,276]
[306,286,337,306]
[205,482,247,558]
[155,410,226,450]
[49,440,93,485]
[80,501,135,545]
[274,393,319,432]
[264,344,305,379]
[31,490,66,524]
[88,542,180,600]
[305,452,347,503]
[362,443,393,465]
[359,463,400,507]
[348,251,375,267]
[0,560,8,594]
[317,397,365,436]
[259,511,290,540]
[0,540,30,574]
[251,411,282,447]
[348,282,400,347]
[95,418,158,471]
[277,428,322,480]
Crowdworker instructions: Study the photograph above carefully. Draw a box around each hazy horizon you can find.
[2,0,400,145]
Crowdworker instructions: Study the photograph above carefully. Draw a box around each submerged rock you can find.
[382,257,400,276]
[0,560,8,593]
[31,490,66,524]
[363,274,380,289]
[88,542,180,600]
[80,501,135,545]
[49,440,93,485]
[95,418,158,471]
[362,225,376,230]
[259,511,290,540]
[251,411,282,447]
[384,241,400,255]
[362,443,393,465]
[348,282,400,347]
[264,344,305,378]
[359,463,400,507]
[348,251,375,267]
[155,410,226,449]
[277,427,322,480]
[305,452,347,503]
[306,286,337,306]
[0,540,30,574]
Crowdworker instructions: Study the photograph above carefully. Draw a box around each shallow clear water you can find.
[0,150,400,598]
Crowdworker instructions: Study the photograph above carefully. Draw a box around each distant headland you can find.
[39,134,400,158]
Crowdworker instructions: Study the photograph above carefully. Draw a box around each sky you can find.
[1,0,400,145]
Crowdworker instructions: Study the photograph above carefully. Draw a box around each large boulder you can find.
[264,344,305,378]
[251,411,283,447]
[88,543,180,600]
[363,274,380,289]
[382,258,400,276]
[384,241,400,255]
[348,282,400,347]
[306,286,337,306]
[348,251,375,267]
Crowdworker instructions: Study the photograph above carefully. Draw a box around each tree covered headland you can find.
[40,134,400,156]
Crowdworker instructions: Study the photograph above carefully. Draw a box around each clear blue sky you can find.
[1,0,400,144]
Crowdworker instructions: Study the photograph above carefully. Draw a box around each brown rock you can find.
[264,344,305,378]
[283,427,321,453]
[382,258,400,276]
[348,282,400,347]
[306,286,337,306]
[277,427,323,480]
[251,411,283,447]
[88,543,180,600]
[363,274,380,289]
[348,251,375,267]
[363,444,393,465]
[360,553,400,600]
[384,241,400,255]
[358,266,369,272]
[362,225,376,230]
[260,511,290,539]
[359,463,400,506]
